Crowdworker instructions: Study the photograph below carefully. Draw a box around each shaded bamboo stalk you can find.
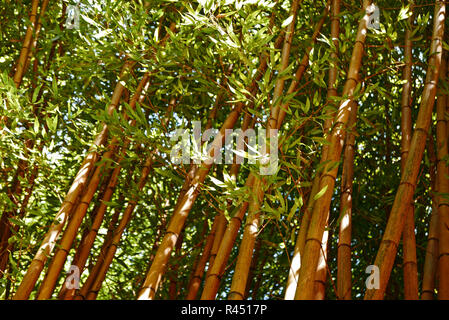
[251,242,269,299]
[437,56,449,300]
[244,238,262,299]
[365,0,446,300]
[168,230,184,299]
[295,0,372,300]
[400,4,419,300]
[185,217,218,299]
[421,134,440,299]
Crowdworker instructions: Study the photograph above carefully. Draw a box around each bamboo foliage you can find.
[185,215,218,299]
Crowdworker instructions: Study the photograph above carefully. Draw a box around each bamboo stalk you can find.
[437,58,449,300]
[57,166,118,300]
[364,0,446,300]
[205,212,227,279]
[200,176,254,300]
[13,0,40,88]
[277,5,330,128]
[203,112,253,282]
[227,175,265,300]
[78,89,177,300]
[421,135,440,299]
[168,230,184,299]
[314,229,329,300]
[268,0,302,133]
[12,19,177,299]
[251,242,269,299]
[313,0,341,300]
[22,0,50,81]
[401,4,419,300]
[295,0,372,300]
[0,5,65,261]
[37,146,118,299]
[62,73,152,293]
[244,238,262,298]
[336,101,357,300]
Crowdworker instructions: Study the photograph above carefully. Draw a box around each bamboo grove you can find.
[1,0,449,300]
